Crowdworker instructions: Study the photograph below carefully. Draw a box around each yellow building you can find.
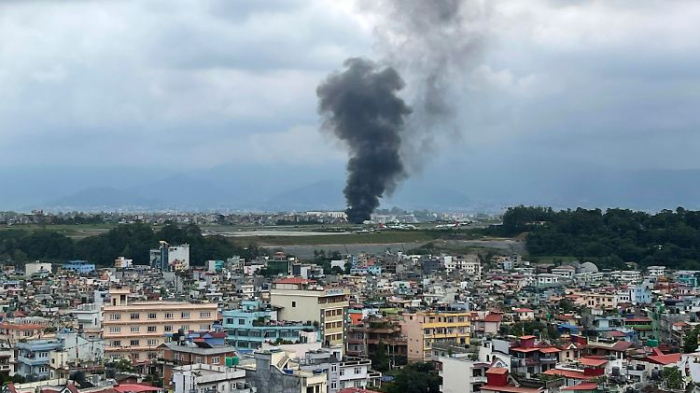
[103,288,217,363]
[402,311,471,362]
[269,278,349,347]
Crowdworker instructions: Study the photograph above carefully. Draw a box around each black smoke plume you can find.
[317,58,411,224]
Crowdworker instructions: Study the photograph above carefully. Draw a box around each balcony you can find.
[539,357,558,364]
[17,355,49,367]
[472,376,487,384]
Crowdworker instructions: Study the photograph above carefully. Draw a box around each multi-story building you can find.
[160,340,239,389]
[439,355,490,393]
[509,336,560,376]
[222,300,316,350]
[114,256,133,269]
[401,311,470,362]
[62,260,96,274]
[172,364,252,393]
[346,318,407,366]
[24,262,52,277]
[269,278,349,347]
[244,349,327,393]
[150,241,190,271]
[299,349,382,393]
[102,288,217,363]
[0,340,15,378]
[0,322,45,345]
[16,339,64,379]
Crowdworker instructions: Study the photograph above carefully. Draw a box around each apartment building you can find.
[0,323,45,344]
[103,288,217,363]
[402,311,470,362]
[160,341,238,389]
[269,278,349,347]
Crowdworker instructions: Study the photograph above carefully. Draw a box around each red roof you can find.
[114,385,163,393]
[578,357,608,367]
[625,317,651,322]
[539,347,561,354]
[602,331,627,338]
[543,369,596,380]
[514,308,534,313]
[486,367,508,375]
[481,385,543,393]
[561,383,599,391]
[482,314,503,323]
[274,277,315,285]
[519,335,537,340]
[612,341,633,351]
[645,353,682,366]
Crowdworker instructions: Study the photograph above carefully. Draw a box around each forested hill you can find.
[496,206,700,270]
[0,223,266,267]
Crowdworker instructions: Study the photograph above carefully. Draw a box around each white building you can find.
[537,273,559,285]
[646,266,666,278]
[610,270,642,283]
[25,262,52,277]
[299,349,381,393]
[114,256,133,269]
[150,242,190,271]
[172,364,251,393]
[551,265,576,280]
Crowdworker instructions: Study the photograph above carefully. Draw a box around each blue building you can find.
[16,339,64,379]
[63,260,96,274]
[222,300,317,350]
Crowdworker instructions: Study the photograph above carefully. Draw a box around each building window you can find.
[181,312,191,319]
[109,327,121,333]
[292,301,296,307]
[239,319,245,325]
[109,313,121,320]
[148,313,157,319]
[148,352,157,359]
[164,325,173,332]
[226,318,234,325]
[131,326,140,333]
[147,339,157,347]
[182,325,190,332]
[355,367,361,374]
[147,326,157,333]
[130,340,140,346]
[165,312,174,319]
[111,340,121,347]
[200,311,211,318]
[331,365,337,372]
[130,313,140,320]
[212,356,220,364]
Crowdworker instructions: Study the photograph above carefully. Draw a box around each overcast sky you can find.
[2,0,700,195]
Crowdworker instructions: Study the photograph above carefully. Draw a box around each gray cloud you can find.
[0,0,700,205]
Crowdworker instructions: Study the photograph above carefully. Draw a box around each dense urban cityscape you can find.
[3,0,700,392]
[0,207,697,393]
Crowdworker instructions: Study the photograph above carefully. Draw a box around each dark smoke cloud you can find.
[317,58,411,223]
[319,1,485,221]
[364,0,487,169]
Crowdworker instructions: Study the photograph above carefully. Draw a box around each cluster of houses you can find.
[0,248,699,393]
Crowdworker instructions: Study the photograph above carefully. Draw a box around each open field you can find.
[229,230,439,246]
[0,223,117,239]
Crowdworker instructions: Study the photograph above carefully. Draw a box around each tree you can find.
[683,326,700,353]
[386,362,441,393]
[662,367,683,390]
[559,298,575,312]
[371,342,390,372]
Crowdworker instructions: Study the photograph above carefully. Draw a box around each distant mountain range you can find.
[4,164,700,212]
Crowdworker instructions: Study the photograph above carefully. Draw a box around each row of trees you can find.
[0,223,267,267]
[494,206,700,269]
